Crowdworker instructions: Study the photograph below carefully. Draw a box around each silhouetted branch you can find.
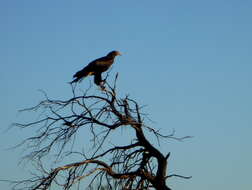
[9,76,190,190]
[166,174,192,179]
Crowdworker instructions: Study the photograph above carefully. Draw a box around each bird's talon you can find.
[100,85,106,91]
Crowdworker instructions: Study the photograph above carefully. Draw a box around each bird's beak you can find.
[117,52,122,56]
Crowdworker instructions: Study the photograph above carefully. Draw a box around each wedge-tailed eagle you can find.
[70,51,121,86]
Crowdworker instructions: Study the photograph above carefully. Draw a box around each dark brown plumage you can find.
[70,51,121,86]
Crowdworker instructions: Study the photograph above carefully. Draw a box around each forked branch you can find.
[10,76,190,190]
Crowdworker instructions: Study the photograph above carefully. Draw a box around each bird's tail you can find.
[69,78,79,84]
[69,69,92,84]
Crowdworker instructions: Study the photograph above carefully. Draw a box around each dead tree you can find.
[11,75,191,190]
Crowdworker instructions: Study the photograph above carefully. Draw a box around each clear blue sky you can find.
[1,0,252,189]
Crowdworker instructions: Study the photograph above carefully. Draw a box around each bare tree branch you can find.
[7,76,191,190]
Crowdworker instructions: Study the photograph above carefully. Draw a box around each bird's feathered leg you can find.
[94,73,106,90]
[94,73,102,86]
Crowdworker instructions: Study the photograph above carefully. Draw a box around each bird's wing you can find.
[92,56,108,62]
[73,63,94,79]
[71,55,112,83]
[90,56,114,73]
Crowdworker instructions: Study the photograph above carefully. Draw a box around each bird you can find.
[70,51,121,86]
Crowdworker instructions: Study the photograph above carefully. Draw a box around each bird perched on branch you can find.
[70,51,121,87]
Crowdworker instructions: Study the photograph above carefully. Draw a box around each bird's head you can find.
[107,50,122,57]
